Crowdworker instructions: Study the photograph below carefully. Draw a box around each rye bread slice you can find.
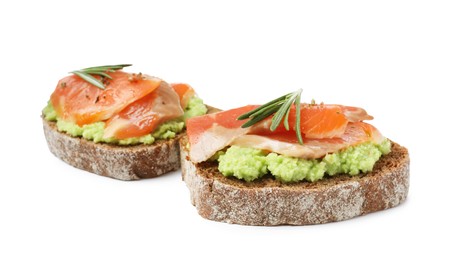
[180,136,410,226]
[42,106,219,180]
[43,119,181,180]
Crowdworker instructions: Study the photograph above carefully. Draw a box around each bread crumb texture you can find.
[180,137,409,226]
[43,119,181,180]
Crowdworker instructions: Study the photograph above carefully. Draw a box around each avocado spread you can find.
[217,139,391,183]
[42,96,207,145]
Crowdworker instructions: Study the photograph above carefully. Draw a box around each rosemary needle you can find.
[70,64,132,89]
[238,88,303,144]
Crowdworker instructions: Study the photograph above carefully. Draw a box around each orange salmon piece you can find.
[50,71,161,126]
[186,104,374,163]
[171,83,195,109]
[103,82,184,139]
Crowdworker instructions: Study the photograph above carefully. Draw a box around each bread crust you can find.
[43,119,181,180]
[180,137,410,225]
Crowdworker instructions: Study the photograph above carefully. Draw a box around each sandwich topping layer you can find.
[43,96,206,145]
[186,100,392,183]
[43,68,207,145]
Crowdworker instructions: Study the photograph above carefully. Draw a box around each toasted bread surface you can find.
[43,119,181,180]
[43,105,218,180]
[180,136,410,225]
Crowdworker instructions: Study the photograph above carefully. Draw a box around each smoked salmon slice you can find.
[103,82,184,139]
[186,105,258,162]
[51,71,162,126]
[171,83,195,109]
[186,104,376,163]
[51,67,204,140]
[300,105,348,138]
[251,104,372,139]
[231,122,384,159]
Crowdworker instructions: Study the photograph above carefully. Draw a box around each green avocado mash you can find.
[218,146,268,182]
[42,96,207,145]
[217,139,391,183]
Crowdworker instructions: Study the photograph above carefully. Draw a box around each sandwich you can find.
[181,89,409,225]
[42,64,208,180]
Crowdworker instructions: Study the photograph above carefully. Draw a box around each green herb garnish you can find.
[237,88,303,144]
[70,64,132,89]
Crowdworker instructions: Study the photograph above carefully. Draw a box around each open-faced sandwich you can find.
[181,89,409,225]
[43,64,207,180]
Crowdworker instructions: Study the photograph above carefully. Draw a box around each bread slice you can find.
[43,106,218,180]
[180,136,410,225]
[43,119,181,180]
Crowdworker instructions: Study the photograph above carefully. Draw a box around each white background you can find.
[1,0,450,259]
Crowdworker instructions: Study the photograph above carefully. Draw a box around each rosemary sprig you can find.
[70,64,132,89]
[237,88,304,144]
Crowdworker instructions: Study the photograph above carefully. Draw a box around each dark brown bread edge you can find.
[42,106,219,181]
[180,136,410,226]
[43,119,181,180]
